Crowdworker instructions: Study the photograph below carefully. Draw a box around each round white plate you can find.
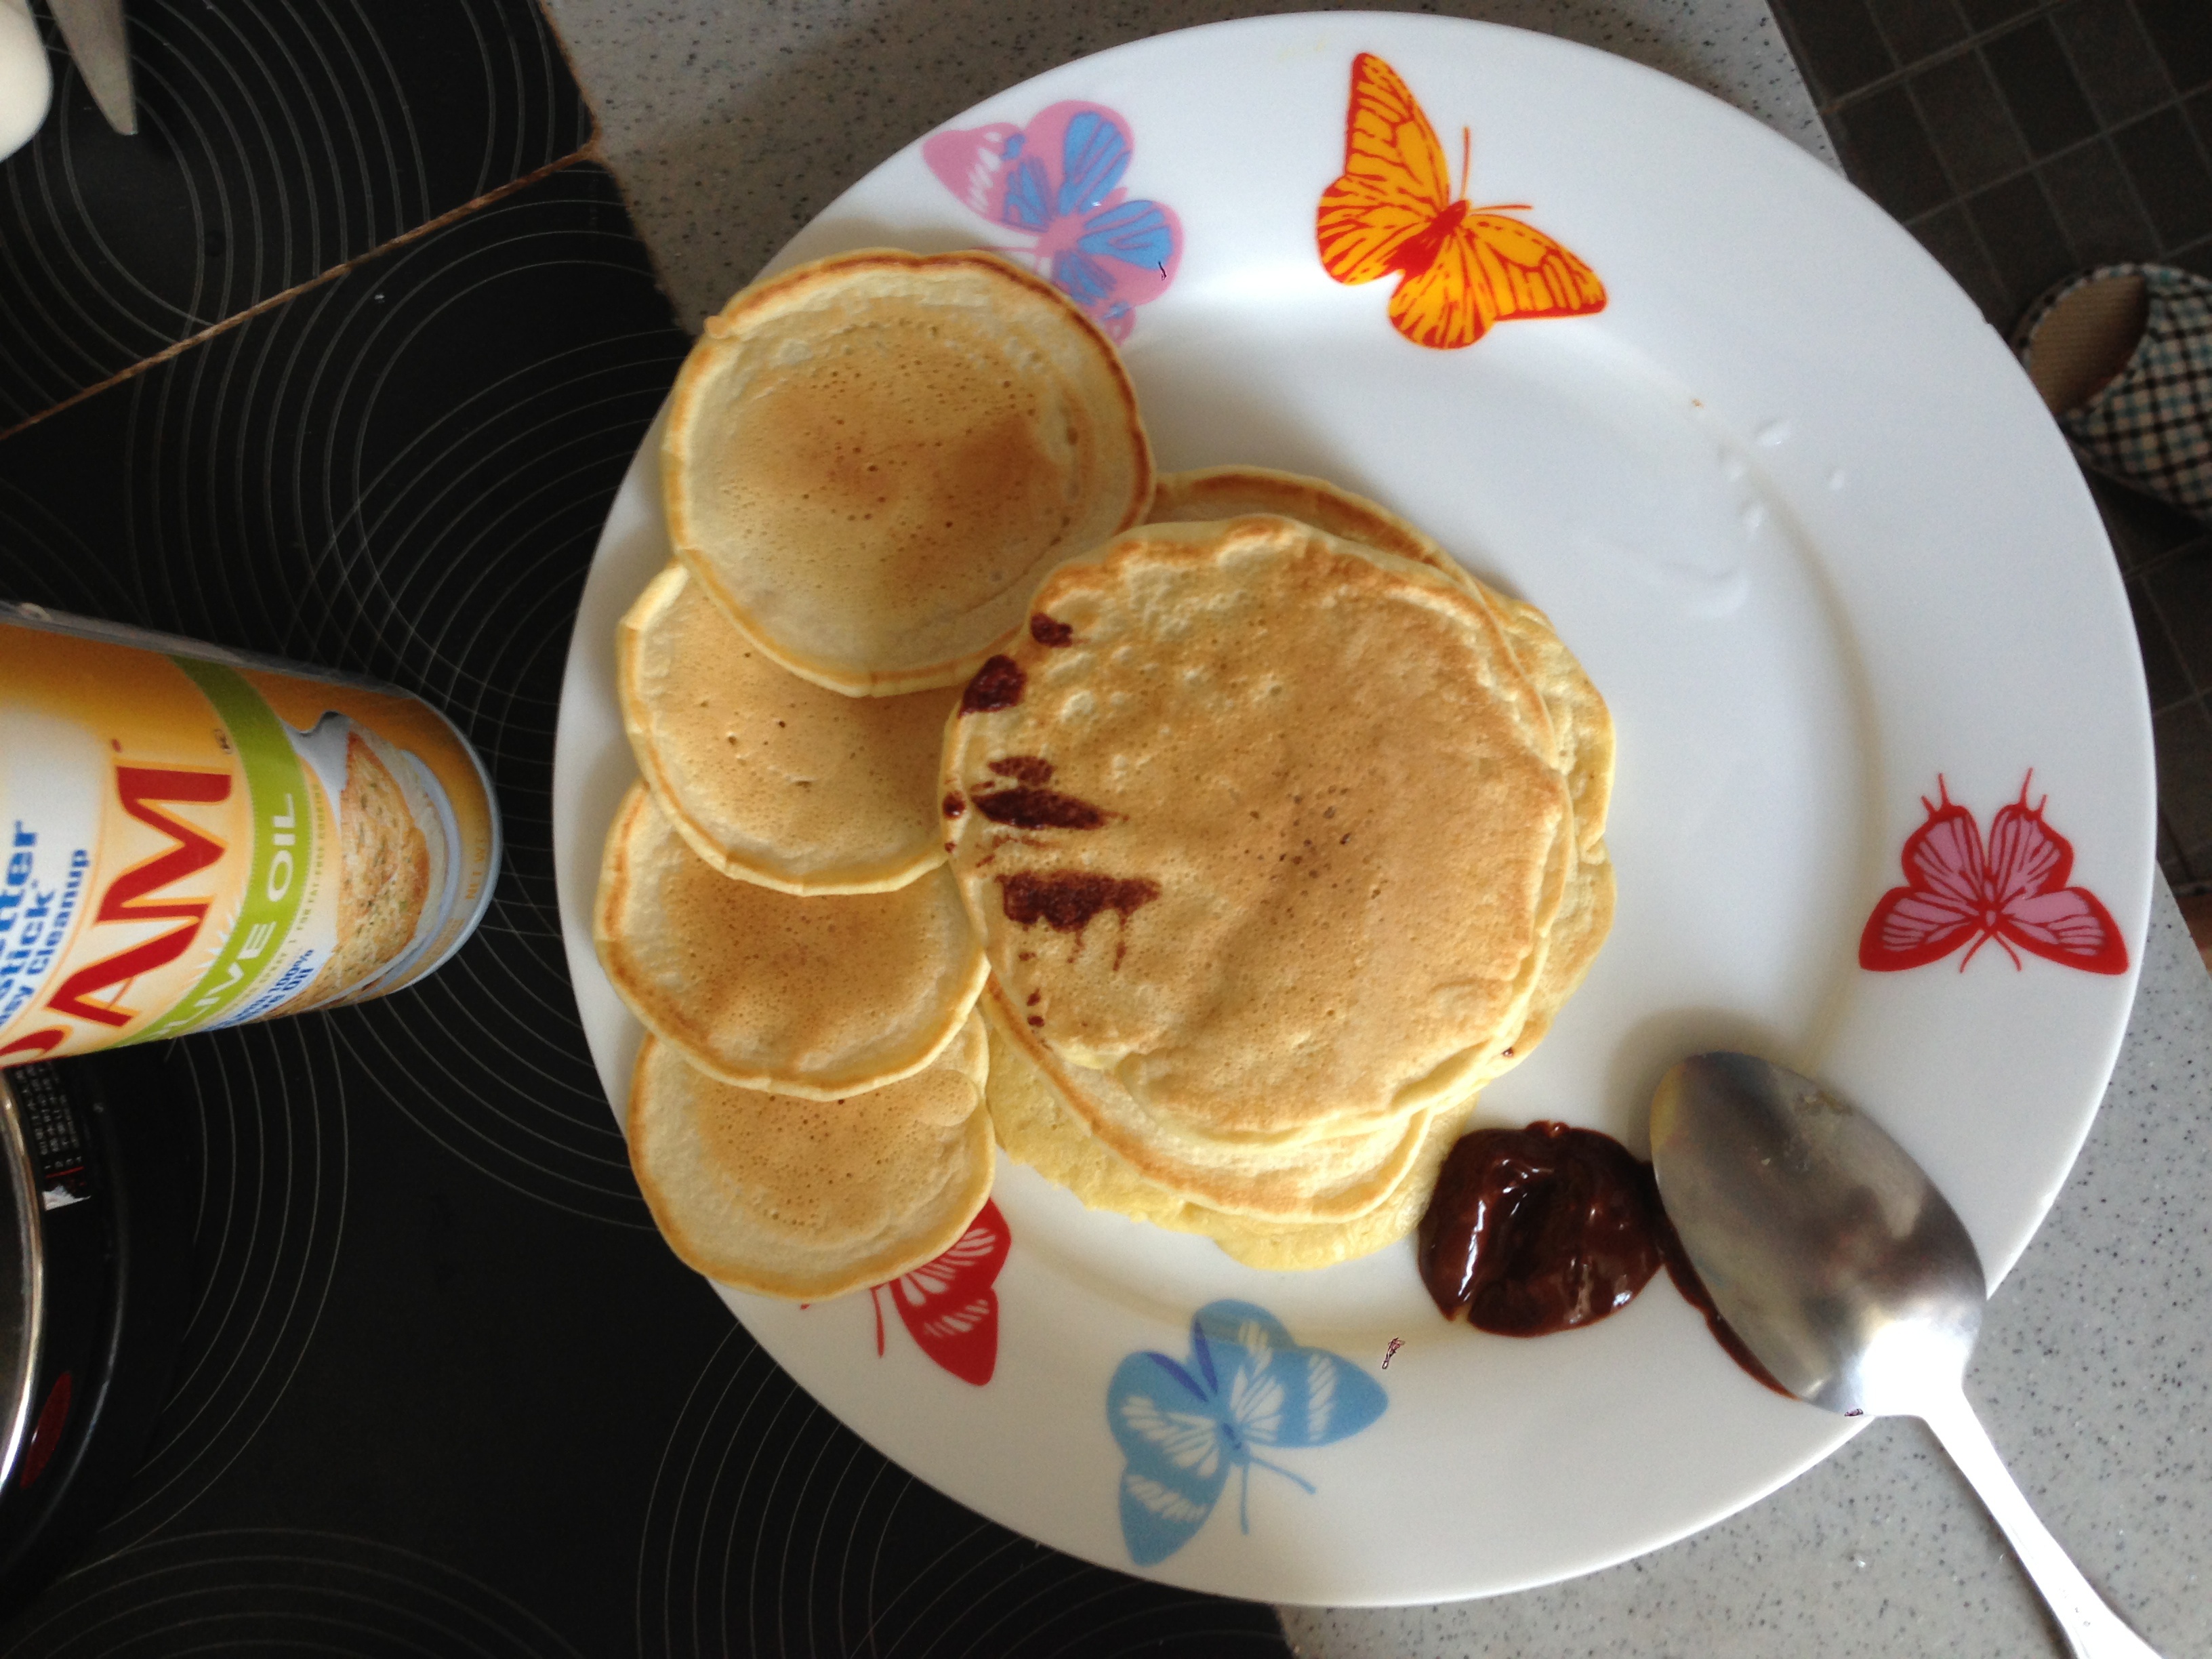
[552,14,2152,1607]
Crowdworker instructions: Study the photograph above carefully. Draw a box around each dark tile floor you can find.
[1770,0,2212,895]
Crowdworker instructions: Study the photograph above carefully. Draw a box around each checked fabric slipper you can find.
[2014,263,2212,524]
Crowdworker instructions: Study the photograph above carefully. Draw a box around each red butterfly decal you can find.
[1860,775,2127,975]
[866,1199,1008,1387]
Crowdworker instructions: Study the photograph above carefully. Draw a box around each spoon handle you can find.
[1918,1382,2162,1659]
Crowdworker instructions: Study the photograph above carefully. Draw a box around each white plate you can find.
[552,14,2152,1606]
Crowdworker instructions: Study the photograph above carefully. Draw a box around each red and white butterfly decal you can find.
[1860,775,2127,975]
[866,1199,1009,1387]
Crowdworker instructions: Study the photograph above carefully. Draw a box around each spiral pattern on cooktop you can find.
[0,0,590,429]
[0,164,685,1228]
[636,1330,1288,1658]
[1,35,1290,1633]
[5,1528,588,1657]
[90,1024,348,1550]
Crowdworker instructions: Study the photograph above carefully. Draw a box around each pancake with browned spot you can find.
[1145,465,1616,1080]
[945,514,1568,1144]
[664,249,1151,697]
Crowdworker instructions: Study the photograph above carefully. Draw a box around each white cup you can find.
[0,0,52,165]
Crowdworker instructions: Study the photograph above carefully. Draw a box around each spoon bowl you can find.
[1650,1050,1984,1416]
[1652,1052,2160,1659]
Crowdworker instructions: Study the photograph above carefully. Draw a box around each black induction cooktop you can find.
[0,3,1288,1652]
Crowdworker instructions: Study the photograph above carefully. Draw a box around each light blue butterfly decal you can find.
[921,100,1184,343]
[1106,1299,1387,1565]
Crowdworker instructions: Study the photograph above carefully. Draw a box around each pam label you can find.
[0,607,498,1065]
[144,660,318,1040]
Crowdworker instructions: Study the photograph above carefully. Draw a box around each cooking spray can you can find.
[0,602,500,1065]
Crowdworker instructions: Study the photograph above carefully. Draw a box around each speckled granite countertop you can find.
[546,0,1833,330]
[539,5,2212,1653]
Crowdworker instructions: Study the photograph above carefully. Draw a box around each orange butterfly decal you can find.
[1317,53,1606,350]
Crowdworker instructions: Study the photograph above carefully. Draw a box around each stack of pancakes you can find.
[597,248,1613,1298]
[952,472,1613,1270]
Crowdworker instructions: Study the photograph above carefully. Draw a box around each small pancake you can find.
[983,1010,1474,1269]
[630,1014,992,1299]
[619,562,960,894]
[979,983,1429,1221]
[945,516,1568,1141]
[664,249,1152,697]
[596,783,986,1099]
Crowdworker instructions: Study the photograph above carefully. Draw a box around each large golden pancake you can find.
[630,1014,992,1298]
[619,562,960,894]
[977,983,1429,1221]
[1212,1109,1471,1270]
[1150,465,1457,577]
[983,795,1573,1161]
[664,249,1151,697]
[1147,464,1616,1073]
[1151,466,1614,858]
[1502,841,1616,1062]
[1487,593,1614,862]
[944,515,1569,1141]
[964,471,1602,1228]
[596,783,986,1099]
[983,1010,1475,1269]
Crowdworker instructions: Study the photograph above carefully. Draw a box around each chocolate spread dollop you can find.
[1418,1121,1784,1391]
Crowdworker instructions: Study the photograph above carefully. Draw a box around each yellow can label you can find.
[0,611,498,1063]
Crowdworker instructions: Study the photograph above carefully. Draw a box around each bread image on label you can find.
[276,716,472,1012]
[0,605,500,1064]
[310,729,433,1004]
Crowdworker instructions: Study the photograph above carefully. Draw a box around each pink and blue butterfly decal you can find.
[1107,1300,1386,1565]
[922,101,1183,342]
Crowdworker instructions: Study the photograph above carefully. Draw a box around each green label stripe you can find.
[145,659,314,1038]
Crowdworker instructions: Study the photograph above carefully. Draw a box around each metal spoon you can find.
[1650,1051,2160,1659]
